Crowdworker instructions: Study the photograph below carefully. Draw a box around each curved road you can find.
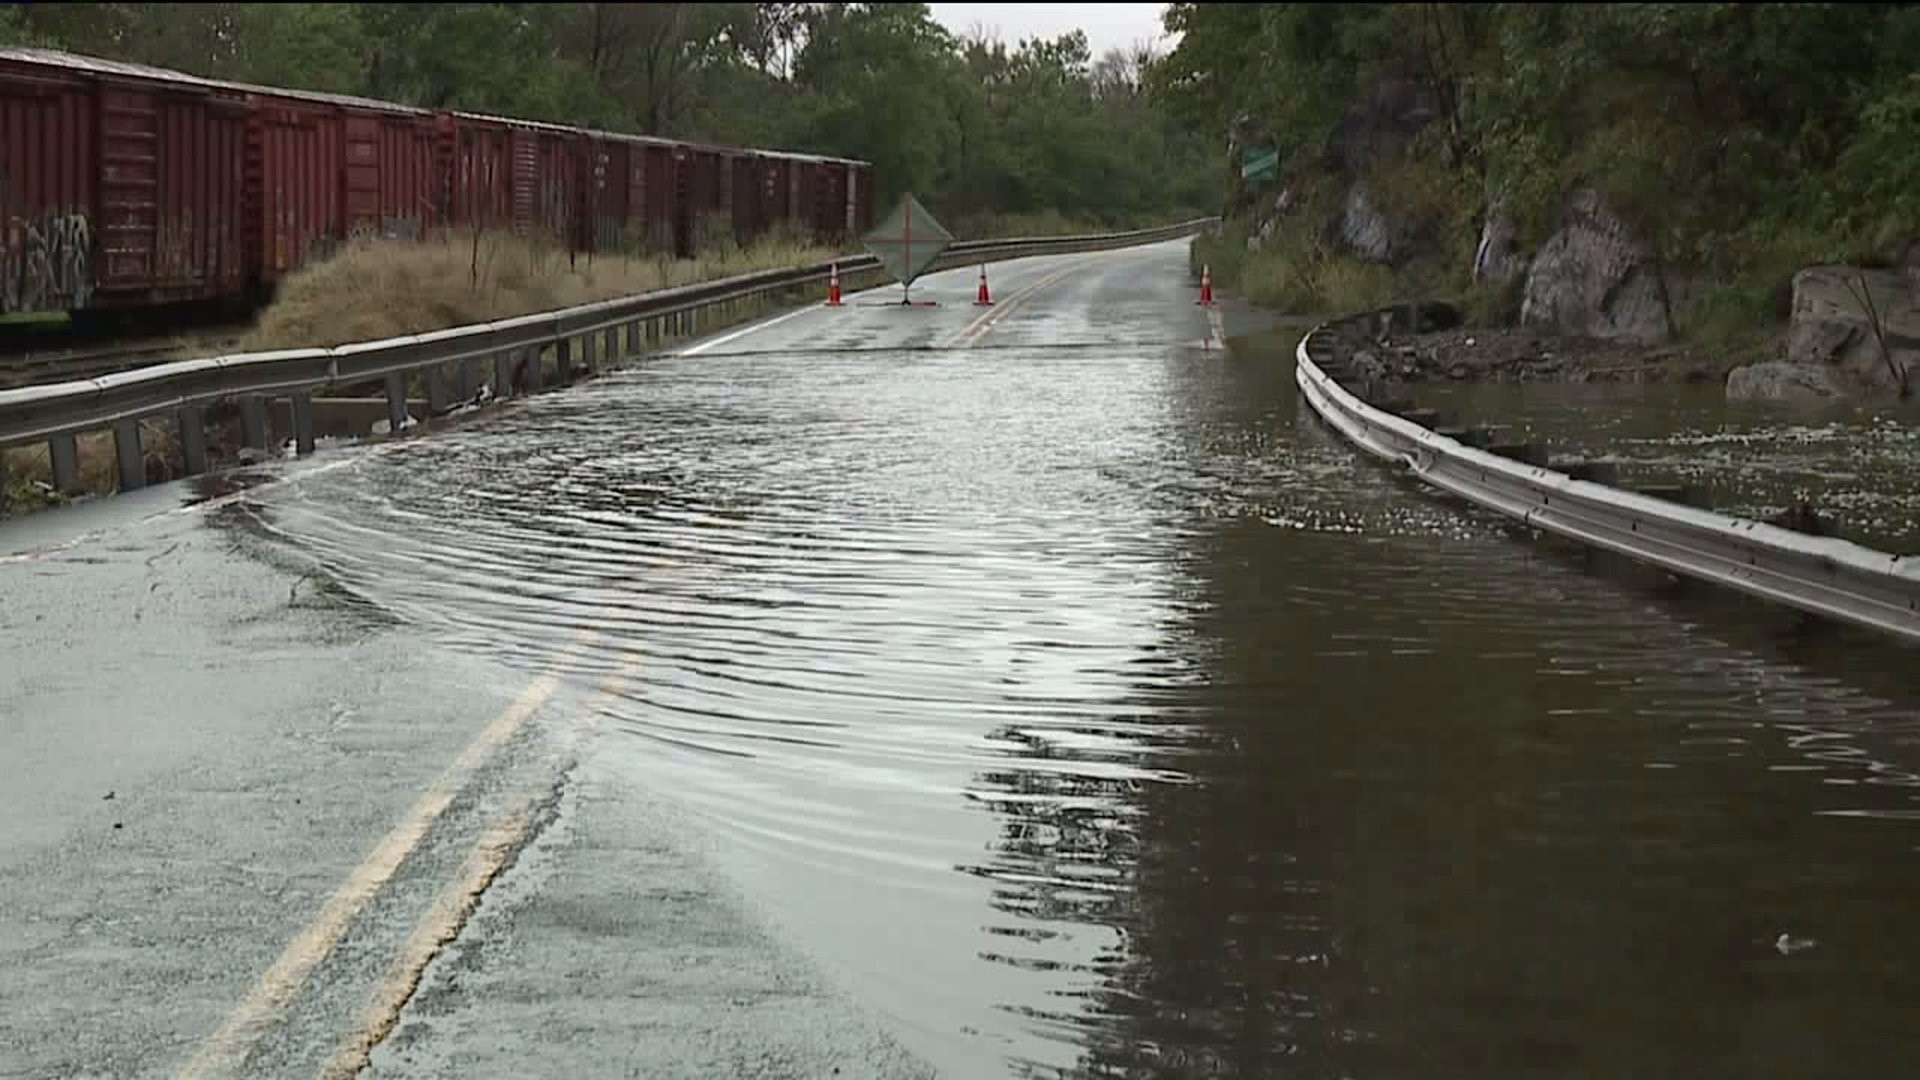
[5,239,1920,1080]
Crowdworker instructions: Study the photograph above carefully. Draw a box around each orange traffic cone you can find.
[1196,264,1215,307]
[974,265,994,307]
[826,263,843,306]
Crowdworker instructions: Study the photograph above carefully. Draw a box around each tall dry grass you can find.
[3,221,864,513]
[241,219,853,351]
[2,418,191,508]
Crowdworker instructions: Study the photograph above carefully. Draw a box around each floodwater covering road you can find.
[3,239,1919,1080]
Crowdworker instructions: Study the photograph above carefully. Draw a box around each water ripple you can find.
[227,327,1920,1079]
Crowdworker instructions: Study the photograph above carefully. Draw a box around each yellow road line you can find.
[176,627,602,1080]
[316,808,530,1080]
[942,254,1104,350]
[315,651,645,1080]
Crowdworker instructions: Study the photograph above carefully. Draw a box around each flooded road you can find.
[1413,380,1920,553]
[4,241,1920,1079]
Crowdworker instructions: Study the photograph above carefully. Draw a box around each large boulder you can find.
[1725,361,1845,405]
[1519,189,1671,344]
[1784,265,1919,399]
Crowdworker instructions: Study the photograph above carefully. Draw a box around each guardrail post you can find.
[384,374,408,435]
[241,396,269,453]
[493,351,516,401]
[178,406,208,476]
[291,392,316,455]
[555,338,573,385]
[48,433,81,495]
[522,346,543,393]
[427,366,451,415]
[459,358,481,401]
[603,327,619,364]
[112,419,144,492]
[581,333,599,377]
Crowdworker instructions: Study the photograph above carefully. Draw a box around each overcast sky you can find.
[927,3,1176,59]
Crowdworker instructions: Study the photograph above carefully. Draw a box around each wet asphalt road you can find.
[0,241,1226,1080]
[12,236,1919,1080]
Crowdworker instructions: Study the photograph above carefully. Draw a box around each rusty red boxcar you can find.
[0,46,878,327]
[442,112,582,243]
[246,85,440,285]
[1,48,250,322]
[579,128,694,257]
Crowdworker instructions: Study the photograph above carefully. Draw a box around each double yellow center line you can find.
[176,246,1124,1079]
[941,254,1104,351]
[177,630,638,1080]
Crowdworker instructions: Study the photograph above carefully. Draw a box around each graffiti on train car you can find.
[156,216,199,283]
[1,211,94,314]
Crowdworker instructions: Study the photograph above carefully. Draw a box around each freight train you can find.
[0,47,876,329]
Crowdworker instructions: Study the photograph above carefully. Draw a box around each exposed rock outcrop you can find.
[1322,78,1439,175]
[1316,78,1441,265]
[1337,182,1393,264]
[1519,190,1671,345]
[1724,361,1845,405]
[1779,265,1917,400]
[1472,200,1521,286]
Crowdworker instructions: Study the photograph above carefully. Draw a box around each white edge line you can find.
[676,303,823,357]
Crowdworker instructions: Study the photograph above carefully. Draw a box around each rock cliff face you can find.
[1518,190,1671,345]
[1248,82,1688,345]
[1727,266,1918,403]
[1236,76,1436,265]
[1322,78,1439,175]
[1312,77,1442,266]
[1471,201,1521,286]
[1239,85,1918,394]
[1336,183,1392,263]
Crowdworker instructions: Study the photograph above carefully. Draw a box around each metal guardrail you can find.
[1294,307,1920,645]
[0,217,1216,498]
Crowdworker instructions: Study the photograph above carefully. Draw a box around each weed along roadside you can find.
[0,228,877,521]
[0,219,1214,522]
[1185,223,1743,389]
[0,254,882,521]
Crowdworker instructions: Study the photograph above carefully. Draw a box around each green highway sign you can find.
[863,193,954,287]
[1241,148,1280,182]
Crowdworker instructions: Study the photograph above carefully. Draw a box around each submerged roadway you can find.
[4,239,1920,1080]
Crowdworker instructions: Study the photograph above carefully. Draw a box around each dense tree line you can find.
[1148,2,1920,332]
[1,2,1216,237]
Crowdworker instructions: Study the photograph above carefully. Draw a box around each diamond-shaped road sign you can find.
[863,193,953,288]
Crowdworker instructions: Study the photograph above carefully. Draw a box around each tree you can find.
[6,2,1215,241]
[791,3,966,208]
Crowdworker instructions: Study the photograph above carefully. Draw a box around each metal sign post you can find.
[862,193,954,305]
